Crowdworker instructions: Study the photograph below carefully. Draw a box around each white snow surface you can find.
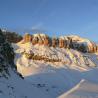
[0,69,50,98]
[59,79,98,98]
[10,42,98,98]
[13,42,96,75]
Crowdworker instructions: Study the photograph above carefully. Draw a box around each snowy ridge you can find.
[59,79,98,98]
[32,34,93,47]
[22,33,98,53]
[58,79,85,98]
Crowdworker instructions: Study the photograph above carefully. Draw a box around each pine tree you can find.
[78,44,87,53]
[0,29,16,75]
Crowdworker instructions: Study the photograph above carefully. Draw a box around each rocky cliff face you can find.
[22,33,98,53]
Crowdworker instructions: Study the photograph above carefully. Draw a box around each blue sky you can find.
[0,0,98,41]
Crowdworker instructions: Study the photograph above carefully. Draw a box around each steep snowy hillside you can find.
[0,30,50,98]
[14,42,97,76]
[13,40,98,98]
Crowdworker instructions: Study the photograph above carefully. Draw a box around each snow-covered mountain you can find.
[22,33,98,53]
[1,30,98,98]
[14,42,97,75]
[12,34,98,98]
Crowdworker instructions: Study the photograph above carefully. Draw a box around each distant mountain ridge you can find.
[20,33,98,53]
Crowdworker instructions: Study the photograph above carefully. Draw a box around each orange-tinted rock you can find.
[44,36,49,46]
[59,39,65,48]
[23,33,32,43]
[52,38,58,47]
[32,36,38,45]
[38,38,44,45]
[93,45,98,53]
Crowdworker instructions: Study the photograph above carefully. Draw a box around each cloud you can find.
[32,22,43,30]
[31,22,47,33]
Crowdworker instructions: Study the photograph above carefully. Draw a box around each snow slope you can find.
[59,79,98,98]
[12,42,98,98]
[0,70,50,98]
[13,42,97,76]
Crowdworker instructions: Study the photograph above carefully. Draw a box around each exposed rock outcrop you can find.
[23,33,32,43]
[52,37,58,47]
[22,33,98,53]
